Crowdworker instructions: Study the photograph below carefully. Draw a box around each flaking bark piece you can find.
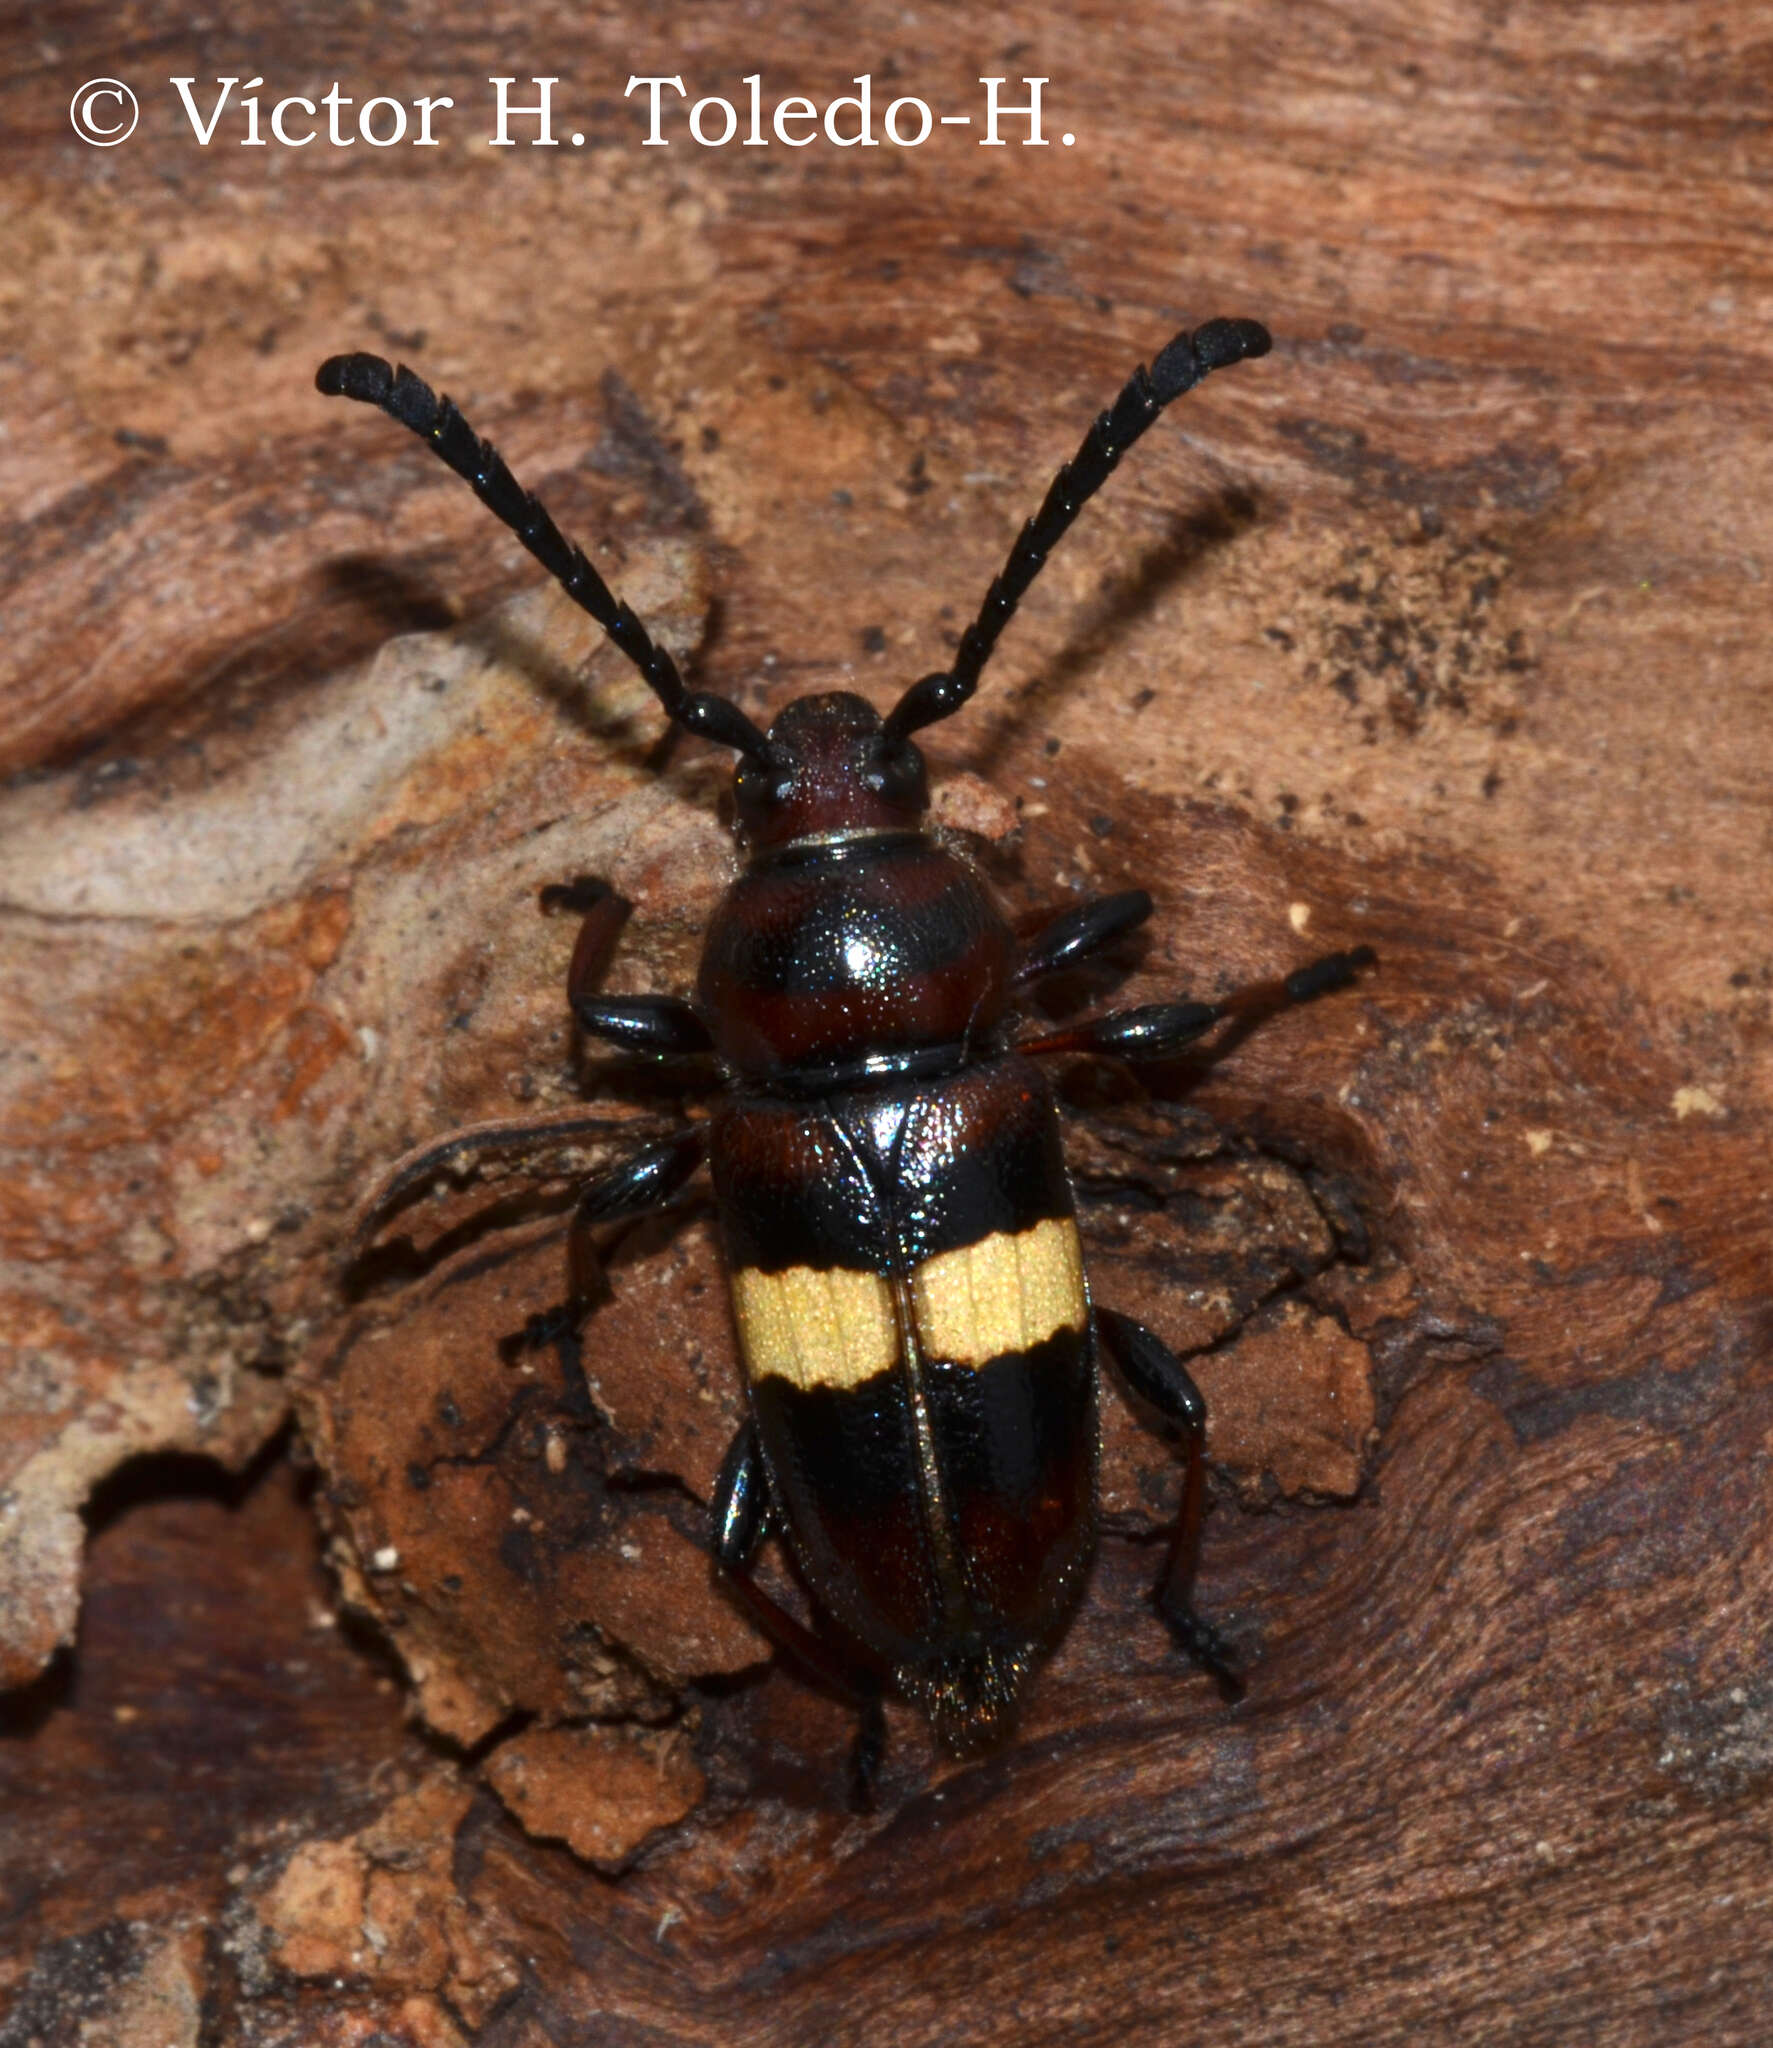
[307,1223,763,1748]
[483,1723,706,1874]
[0,546,715,1698]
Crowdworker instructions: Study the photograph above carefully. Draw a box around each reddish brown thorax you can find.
[704,690,1014,1085]
[732,692,930,855]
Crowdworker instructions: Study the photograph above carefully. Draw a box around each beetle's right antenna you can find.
[884,318,1272,741]
[316,353,774,765]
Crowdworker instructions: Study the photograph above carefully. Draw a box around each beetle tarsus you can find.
[1157,1594,1246,1703]
[539,874,619,917]
[497,1302,579,1366]
[1284,943,1378,1006]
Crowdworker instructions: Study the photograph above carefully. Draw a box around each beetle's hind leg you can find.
[1094,1307,1243,1700]
[710,1422,888,1810]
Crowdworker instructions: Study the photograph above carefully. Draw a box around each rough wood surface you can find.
[2,3,1770,2042]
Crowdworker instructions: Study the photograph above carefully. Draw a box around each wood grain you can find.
[2,2,1769,2042]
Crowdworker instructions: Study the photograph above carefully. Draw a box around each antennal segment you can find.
[884,317,1272,741]
[316,352,772,764]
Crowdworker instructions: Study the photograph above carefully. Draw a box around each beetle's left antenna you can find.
[885,318,1272,741]
[316,353,773,765]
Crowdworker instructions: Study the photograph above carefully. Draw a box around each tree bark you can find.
[2,4,1769,2043]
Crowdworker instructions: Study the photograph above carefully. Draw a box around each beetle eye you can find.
[734,760,793,813]
[863,738,928,810]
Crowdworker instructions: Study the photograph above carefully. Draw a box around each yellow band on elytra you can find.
[909,1216,1087,1368]
[734,1217,1086,1392]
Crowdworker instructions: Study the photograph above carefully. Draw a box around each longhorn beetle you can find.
[320,319,1374,1793]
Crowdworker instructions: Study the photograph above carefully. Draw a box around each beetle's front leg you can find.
[1094,1307,1242,1699]
[542,873,715,1055]
[1014,889,1153,984]
[541,871,630,1005]
[710,1421,887,1809]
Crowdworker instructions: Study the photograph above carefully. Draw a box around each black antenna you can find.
[316,353,773,764]
[884,318,1272,741]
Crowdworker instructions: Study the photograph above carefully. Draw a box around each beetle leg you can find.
[1094,1307,1243,1699]
[539,871,622,917]
[542,871,630,1006]
[351,1106,656,1262]
[502,1127,707,1359]
[1018,944,1376,1060]
[540,874,717,1055]
[572,993,716,1057]
[710,1422,889,1809]
[565,1127,706,1302]
[710,1419,773,1567]
[560,1127,703,1307]
[1014,889,1153,984]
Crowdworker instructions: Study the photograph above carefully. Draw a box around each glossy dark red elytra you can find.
[321,321,1375,1800]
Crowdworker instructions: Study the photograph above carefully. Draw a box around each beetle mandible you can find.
[319,319,1374,1793]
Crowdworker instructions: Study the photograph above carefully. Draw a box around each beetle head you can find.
[733,691,930,853]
